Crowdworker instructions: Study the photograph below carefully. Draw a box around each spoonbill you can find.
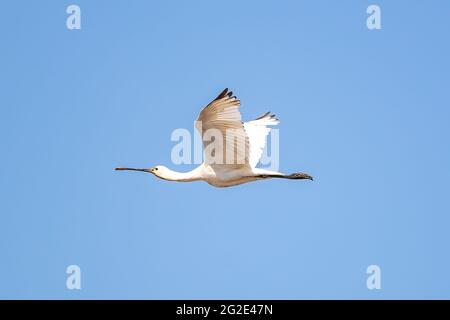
[115,88,313,187]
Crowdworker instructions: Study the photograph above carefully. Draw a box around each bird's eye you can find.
[155,168,158,171]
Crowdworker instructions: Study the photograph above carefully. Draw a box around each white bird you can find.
[115,88,313,187]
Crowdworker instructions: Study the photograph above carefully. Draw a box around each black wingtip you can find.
[216,88,229,100]
[256,112,279,121]
[214,88,237,101]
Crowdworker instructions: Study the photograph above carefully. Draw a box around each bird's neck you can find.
[158,166,202,182]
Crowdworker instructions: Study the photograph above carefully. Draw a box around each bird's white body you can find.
[153,163,283,188]
[116,88,312,187]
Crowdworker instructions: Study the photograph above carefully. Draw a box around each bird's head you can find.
[147,165,170,178]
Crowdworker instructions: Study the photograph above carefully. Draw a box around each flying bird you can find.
[115,88,313,187]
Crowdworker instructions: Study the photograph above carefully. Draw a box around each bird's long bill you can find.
[115,167,151,173]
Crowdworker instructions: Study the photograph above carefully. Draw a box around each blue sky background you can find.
[1,0,449,299]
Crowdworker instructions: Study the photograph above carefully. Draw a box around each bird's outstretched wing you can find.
[244,112,279,168]
[195,88,249,167]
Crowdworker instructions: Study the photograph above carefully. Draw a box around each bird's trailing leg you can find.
[283,172,314,180]
[258,172,313,181]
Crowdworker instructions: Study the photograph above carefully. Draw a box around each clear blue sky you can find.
[1,0,449,299]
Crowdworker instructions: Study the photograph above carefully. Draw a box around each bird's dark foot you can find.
[285,173,313,180]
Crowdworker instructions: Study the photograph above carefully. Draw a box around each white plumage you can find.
[244,112,279,168]
[116,88,312,187]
